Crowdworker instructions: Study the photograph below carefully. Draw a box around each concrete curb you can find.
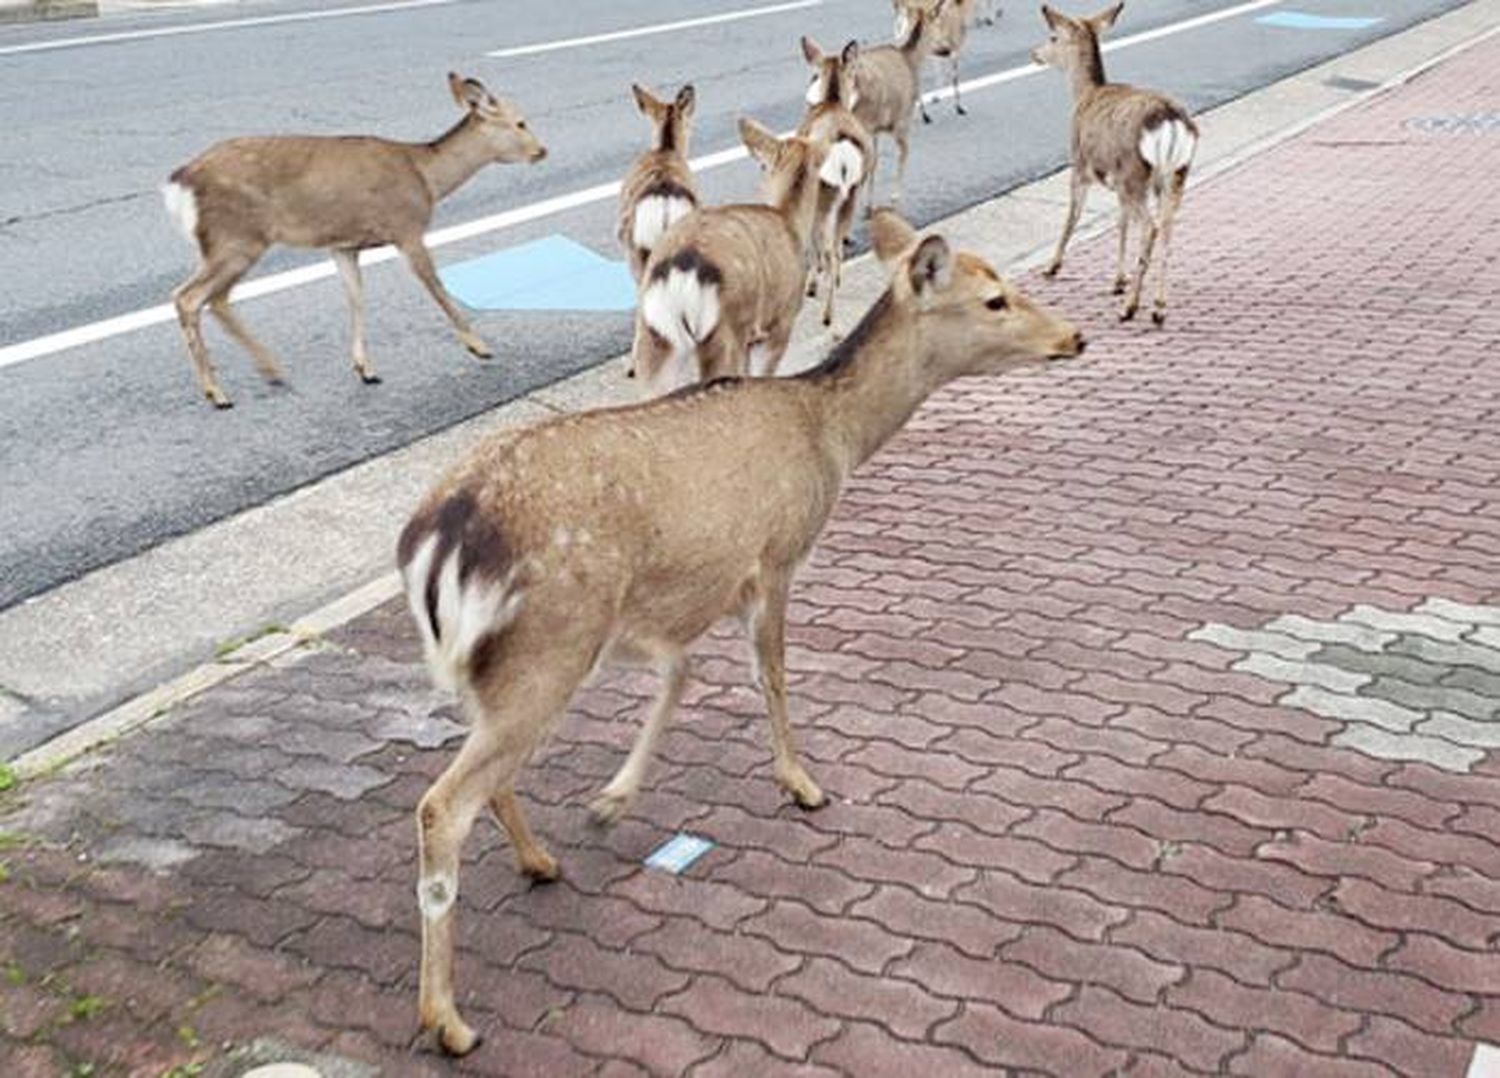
[8,0,1500,779]
[0,0,98,24]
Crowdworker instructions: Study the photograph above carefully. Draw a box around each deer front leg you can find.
[398,239,493,360]
[862,136,883,216]
[589,654,688,827]
[892,128,911,206]
[332,249,379,383]
[820,205,841,327]
[1112,211,1131,295]
[173,251,259,408]
[491,788,560,881]
[1150,173,1188,325]
[748,578,825,809]
[1044,169,1089,278]
[950,55,966,116]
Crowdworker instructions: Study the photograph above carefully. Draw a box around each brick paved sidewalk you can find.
[6,34,1500,1078]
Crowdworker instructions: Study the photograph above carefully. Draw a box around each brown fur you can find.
[617,84,700,283]
[894,0,974,119]
[400,209,1085,1056]
[164,73,545,408]
[1033,3,1198,323]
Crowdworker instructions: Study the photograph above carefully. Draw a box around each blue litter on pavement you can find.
[644,833,715,874]
[1257,12,1382,30]
[439,234,637,312]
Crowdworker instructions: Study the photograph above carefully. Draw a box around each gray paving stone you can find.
[94,835,200,870]
[181,813,304,855]
[1389,633,1500,676]
[367,708,466,749]
[1264,613,1395,652]
[1232,653,1371,694]
[1340,605,1470,643]
[1416,598,1500,628]
[1417,711,1500,750]
[1312,643,1447,685]
[271,758,392,800]
[1186,623,1319,660]
[1439,665,1500,700]
[190,712,279,742]
[1281,685,1425,732]
[1333,724,1484,772]
[172,777,301,816]
[1363,676,1500,722]
[273,725,384,765]
[1473,626,1500,652]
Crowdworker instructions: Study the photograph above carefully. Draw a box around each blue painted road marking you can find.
[1257,12,1383,30]
[440,234,637,312]
[644,833,715,874]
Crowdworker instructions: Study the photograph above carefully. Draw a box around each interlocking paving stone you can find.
[1264,613,1395,652]
[1341,605,1472,643]
[1281,684,1426,732]
[1233,653,1371,694]
[1333,725,1486,771]
[1392,633,1500,675]
[1418,598,1500,628]
[1188,623,1318,660]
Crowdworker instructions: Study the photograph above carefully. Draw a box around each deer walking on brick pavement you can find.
[894,0,974,121]
[618,83,700,284]
[798,36,875,327]
[163,73,546,408]
[1032,3,1197,324]
[628,119,826,393]
[397,209,1085,1055]
[848,7,939,208]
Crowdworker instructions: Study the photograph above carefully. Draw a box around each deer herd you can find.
[164,1,1197,1056]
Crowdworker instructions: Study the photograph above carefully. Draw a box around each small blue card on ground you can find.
[644,833,715,874]
[440,234,637,312]
[1257,12,1383,30]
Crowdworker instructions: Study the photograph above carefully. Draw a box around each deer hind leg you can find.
[173,245,262,408]
[820,201,842,327]
[1044,169,1089,278]
[1121,194,1158,322]
[589,653,688,827]
[416,652,585,1056]
[397,238,492,360]
[892,128,911,205]
[1112,211,1131,295]
[748,575,825,809]
[950,54,966,116]
[1150,169,1188,325]
[331,248,379,384]
[862,136,882,216]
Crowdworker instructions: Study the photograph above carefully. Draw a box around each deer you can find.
[894,0,972,121]
[162,73,546,408]
[628,119,826,393]
[1032,3,1198,324]
[848,7,939,209]
[397,207,1085,1056]
[617,83,700,284]
[798,36,874,327]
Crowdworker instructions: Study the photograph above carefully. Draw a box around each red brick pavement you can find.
[4,33,1500,1078]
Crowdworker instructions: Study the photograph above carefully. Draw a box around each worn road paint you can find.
[1258,12,1383,30]
[440,235,636,312]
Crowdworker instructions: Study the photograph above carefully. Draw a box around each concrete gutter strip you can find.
[6,0,1500,776]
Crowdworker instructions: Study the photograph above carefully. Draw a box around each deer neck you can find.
[1069,36,1107,99]
[416,115,494,201]
[802,292,934,476]
[769,163,821,249]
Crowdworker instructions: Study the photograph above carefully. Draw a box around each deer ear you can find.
[738,117,780,167]
[631,83,656,115]
[841,39,860,66]
[908,235,954,297]
[801,35,822,64]
[674,83,696,117]
[1040,4,1067,31]
[871,209,919,266]
[450,73,492,111]
[1090,2,1123,30]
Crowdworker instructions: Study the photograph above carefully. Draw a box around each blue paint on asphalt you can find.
[1257,12,1383,30]
[440,234,636,312]
[644,833,715,874]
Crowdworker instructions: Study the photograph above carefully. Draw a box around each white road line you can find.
[0,0,460,57]
[485,0,822,59]
[0,0,1280,371]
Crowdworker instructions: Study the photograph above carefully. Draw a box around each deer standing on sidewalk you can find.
[894,0,972,120]
[617,83,700,283]
[628,119,826,392]
[398,209,1085,1056]
[163,73,546,408]
[849,9,938,208]
[1032,3,1197,323]
[799,36,874,327]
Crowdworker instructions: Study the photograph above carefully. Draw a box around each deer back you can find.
[1074,86,1197,196]
[851,48,920,134]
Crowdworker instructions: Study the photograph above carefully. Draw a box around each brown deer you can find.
[894,0,972,120]
[617,83,700,283]
[163,73,546,408]
[849,8,938,208]
[398,208,1084,1056]
[798,36,874,327]
[1032,3,1197,323]
[628,119,825,393]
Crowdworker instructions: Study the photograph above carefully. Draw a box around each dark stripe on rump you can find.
[641,178,697,203]
[650,247,723,286]
[397,490,512,643]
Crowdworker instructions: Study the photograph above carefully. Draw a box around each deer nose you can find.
[1072,332,1088,355]
[531,145,548,162]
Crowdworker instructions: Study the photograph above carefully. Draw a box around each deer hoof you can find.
[587,790,632,830]
[956,104,968,116]
[1119,304,1138,322]
[1111,279,1127,296]
[207,390,233,410]
[360,372,383,385]
[520,848,561,883]
[463,335,494,360]
[921,112,932,125]
[1151,309,1167,327]
[437,1020,481,1057]
[1041,262,1062,279]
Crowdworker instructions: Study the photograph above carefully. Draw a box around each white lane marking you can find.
[0,0,461,57]
[485,0,822,59]
[0,0,1279,371]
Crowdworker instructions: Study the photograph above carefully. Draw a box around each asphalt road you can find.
[0,0,1471,609]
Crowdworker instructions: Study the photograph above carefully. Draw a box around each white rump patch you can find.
[893,12,911,40]
[1139,119,1197,176]
[820,140,865,198]
[805,75,825,107]
[401,533,524,692]
[631,193,695,253]
[161,182,199,246]
[641,266,721,363]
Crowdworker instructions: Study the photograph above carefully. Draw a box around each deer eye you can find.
[517,120,528,130]
[985,295,1009,312]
